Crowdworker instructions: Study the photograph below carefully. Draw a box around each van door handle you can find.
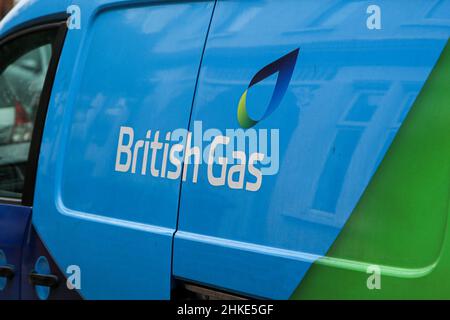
[0,265,15,279]
[29,271,59,288]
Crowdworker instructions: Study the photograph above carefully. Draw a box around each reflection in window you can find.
[312,128,363,214]
[345,93,381,123]
[0,29,56,200]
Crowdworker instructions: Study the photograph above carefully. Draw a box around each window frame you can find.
[0,18,68,206]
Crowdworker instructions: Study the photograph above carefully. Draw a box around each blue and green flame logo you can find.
[237,48,300,129]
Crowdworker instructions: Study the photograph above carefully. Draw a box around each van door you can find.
[0,23,66,300]
[172,0,450,299]
[29,0,216,299]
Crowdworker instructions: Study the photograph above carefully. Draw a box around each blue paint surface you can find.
[34,256,51,300]
[0,250,7,291]
[0,204,31,300]
[0,0,70,35]
[173,0,450,299]
[30,0,215,299]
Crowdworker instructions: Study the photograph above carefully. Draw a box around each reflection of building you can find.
[263,0,450,233]
[0,0,16,20]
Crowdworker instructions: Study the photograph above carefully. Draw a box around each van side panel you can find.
[0,205,30,300]
[32,0,215,299]
[294,39,450,299]
[173,0,450,299]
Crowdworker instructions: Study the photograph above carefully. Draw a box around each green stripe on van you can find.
[292,39,450,299]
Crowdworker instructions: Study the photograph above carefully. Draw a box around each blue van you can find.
[0,0,449,300]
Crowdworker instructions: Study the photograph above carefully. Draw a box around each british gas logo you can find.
[114,49,299,192]
[237,48,299,128]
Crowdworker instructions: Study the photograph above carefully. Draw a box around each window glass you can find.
[0,28,57,200]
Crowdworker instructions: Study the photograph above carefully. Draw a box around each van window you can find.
[0,28,57,200]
